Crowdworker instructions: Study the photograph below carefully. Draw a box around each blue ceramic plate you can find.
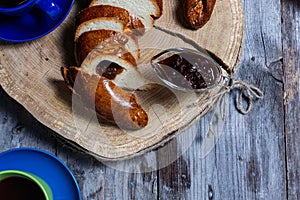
[0,148,82,200]
[0,0,74,42]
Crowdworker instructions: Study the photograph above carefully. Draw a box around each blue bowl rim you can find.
[0,147,82,200]
[0,0,74,43]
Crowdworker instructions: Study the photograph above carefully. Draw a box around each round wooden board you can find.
[0,0,244,160]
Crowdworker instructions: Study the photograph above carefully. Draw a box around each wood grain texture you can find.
[158,0,288,199]
[0,0,299,199]
[282,0,300,199]
[0,88,158,200]
[0,0,243,159]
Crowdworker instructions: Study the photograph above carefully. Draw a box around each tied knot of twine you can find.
[191,79,264,115]
[197,80,264,158]
[221,80,264,114]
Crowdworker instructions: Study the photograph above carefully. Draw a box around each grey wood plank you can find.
[0,2,157,200]
[157,136,193,200]
[1,0,299,199]
[0,87,158,200]
[0,88,57,153]
[282,0,300,199]
[158,0,287,199]
[56,147,159,200]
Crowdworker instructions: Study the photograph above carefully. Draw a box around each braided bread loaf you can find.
[61,0,163,130]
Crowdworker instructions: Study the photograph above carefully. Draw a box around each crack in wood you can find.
[208,184,214,200]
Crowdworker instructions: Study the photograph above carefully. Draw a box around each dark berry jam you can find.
[158,52,220,89]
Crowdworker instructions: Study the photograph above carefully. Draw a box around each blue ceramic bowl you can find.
[0,148,82,200]
[0,0,74,42]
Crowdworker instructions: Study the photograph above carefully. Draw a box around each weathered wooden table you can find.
[0,0,299,199]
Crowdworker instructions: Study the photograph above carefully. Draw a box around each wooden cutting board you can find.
[0,0,244,160]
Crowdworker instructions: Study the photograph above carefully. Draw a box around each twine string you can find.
[197,80,264,158]
[231,80,264,114]
[196,79,264,115]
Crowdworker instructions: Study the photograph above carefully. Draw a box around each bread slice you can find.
[75,17,129,42]
[80,44,153,90]
[61,66,148,129]
[90,0,162,18]
[89,0,161,31]
[152,0,163,19]
[76,5,145,36]
[75,30,140,65]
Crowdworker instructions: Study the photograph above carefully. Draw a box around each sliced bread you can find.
[89,0,160,31]
[75,30,140,65]
[76,5,145,36]
[61,66,148,129]
[74,17,129,42]
[80,44,153,90]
